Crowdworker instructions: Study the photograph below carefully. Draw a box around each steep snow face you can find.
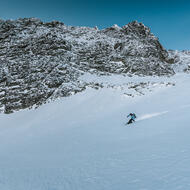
[0,18,175,113]
[0,73,190,190]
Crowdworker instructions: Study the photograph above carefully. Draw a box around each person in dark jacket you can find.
[126,113,137,124]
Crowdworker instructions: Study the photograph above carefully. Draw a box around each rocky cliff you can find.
[0,18,177,113]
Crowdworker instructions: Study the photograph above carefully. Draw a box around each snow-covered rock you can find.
[0,18,186,113]
[168,50,190,73]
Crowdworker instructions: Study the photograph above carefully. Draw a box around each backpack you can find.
[132,113,136,119]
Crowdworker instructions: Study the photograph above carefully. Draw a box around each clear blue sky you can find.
[0,0,190,50]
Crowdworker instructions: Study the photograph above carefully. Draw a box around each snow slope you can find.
[0,73,190,190]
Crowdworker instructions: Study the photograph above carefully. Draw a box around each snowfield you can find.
[1,73,190,190]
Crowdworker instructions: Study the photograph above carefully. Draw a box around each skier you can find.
[126,113,137,125]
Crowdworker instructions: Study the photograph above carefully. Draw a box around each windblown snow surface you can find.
[0,73,190,190]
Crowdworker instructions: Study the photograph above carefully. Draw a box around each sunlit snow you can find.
[0,73,190,190]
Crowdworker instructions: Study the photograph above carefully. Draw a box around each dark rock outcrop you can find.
[0,18,175,113]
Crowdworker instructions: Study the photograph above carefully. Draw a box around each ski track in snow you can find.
[0,73,190,190]
[137,111,169,121]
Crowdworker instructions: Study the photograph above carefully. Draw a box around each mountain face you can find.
[0,18,183,113]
